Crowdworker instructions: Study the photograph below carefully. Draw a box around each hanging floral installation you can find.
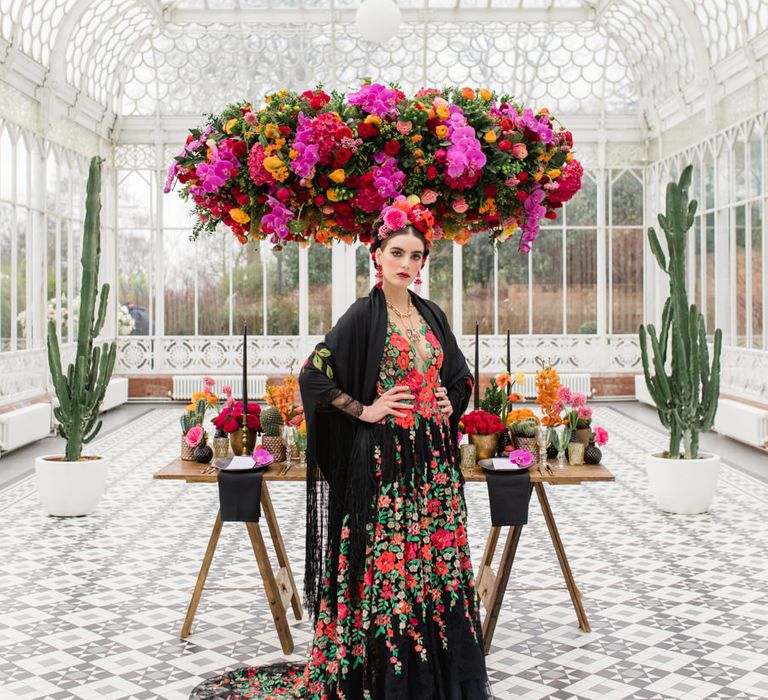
[164,83,583,253]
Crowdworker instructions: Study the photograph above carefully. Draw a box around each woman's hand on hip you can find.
[435,386,453,418]
[360,386,414,423]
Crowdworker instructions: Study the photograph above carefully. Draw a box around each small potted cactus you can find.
[510,418,538,455]
[35,157,116,517]
[260,406,286,462]
[639,166,723,514]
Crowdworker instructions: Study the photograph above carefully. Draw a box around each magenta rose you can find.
[383,208,407,231]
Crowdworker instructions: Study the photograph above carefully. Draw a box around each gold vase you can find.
[229,428,257,457]
[468,433,499,460]
[576,428,591,446]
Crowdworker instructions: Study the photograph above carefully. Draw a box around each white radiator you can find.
[634,374,654,406]
[0,403,52,452]
[517,373,592,399]
[714,398,768,449]
[172,375,268,401]
[100,377,129,412]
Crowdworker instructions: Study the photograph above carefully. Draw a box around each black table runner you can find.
[217,461,264,522]
[484,468,532,526]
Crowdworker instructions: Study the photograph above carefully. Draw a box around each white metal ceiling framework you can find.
[0,0,767,139]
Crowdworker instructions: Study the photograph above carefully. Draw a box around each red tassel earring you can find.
[414,270,422,295]
[375,264,383,287]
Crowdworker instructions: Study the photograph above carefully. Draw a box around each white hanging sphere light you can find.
[355,0,402,43]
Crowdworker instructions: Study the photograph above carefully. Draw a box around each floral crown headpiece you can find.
[375,196,436,248]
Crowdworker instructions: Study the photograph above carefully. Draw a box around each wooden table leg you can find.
[534,482,591,633]
[260,481,304,621]
[246,521,295,655]
[476,526,500,609]
[181,511,223,638]
[480,523,525,654]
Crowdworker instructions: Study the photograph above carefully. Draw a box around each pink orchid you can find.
[509,449,534,467]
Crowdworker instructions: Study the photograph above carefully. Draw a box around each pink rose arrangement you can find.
[556,386,592,430]
[165,84,581,253]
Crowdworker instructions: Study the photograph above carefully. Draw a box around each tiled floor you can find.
[1,407,767,699]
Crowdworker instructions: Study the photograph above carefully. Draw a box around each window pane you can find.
[198,233,230,335]
[266,245,299,335]
[704,147,715,210]
[462,233,493,334]
[611,228,643,334]
[164,229,196,335]
[118,170,152,229]
[735,205,747,346]
[567,229,597,333]
[60,219,69,343]
[16,208,26,348]
[0,129,12,201]
[566,171,597,226]
[0,203,11,351]
[734,138,747,203]
[308,243,332,335]
[717,143,730,207]
[705,212,715,329]
[427,239,453,326]
[356,244,372,300]
[47,216,57,324]
[233,240,263,334]
[118,230,152,335]
[531,228,563,334]
[749,130,762,198]
[17,137,29,207]
[751,201,763,349]
[498,239,529,334]
[611,170,643,225]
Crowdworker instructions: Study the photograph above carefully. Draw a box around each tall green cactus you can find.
[639,165,722,459]
[47,156,117,462]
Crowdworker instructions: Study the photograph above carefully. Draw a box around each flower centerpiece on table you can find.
[480,370,528,454]
[460,409,506,460]
[556,386,592,445]
[180,376,218,461]
[535,364,563,428]
[164,83,582,254]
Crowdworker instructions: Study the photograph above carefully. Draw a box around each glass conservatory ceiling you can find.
[1,0,767,128]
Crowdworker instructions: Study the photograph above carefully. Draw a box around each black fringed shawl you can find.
[298,285,473,622]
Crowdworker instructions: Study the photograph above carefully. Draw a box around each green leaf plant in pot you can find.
[35,156,117,517]
[639,165,723,514]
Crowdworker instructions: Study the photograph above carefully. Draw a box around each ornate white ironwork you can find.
[116,333,642,375]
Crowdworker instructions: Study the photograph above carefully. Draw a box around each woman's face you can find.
[374,229,426,289]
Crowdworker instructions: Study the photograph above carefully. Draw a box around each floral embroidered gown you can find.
[194,313,492,700]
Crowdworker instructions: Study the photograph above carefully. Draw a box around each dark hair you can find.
[369,225,430,260]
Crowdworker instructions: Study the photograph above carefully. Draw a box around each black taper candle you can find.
[242,322,248,454]
[506,328,511,397]
[474,321,480,409]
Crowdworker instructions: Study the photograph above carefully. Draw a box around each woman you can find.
[193,201,492,699]
[296,199,492,699]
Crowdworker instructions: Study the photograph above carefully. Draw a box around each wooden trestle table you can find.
[154,457,614,655]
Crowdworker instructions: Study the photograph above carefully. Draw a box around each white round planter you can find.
[34,455,109,517]
[646,451,720,514]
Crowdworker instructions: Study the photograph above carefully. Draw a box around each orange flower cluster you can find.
[535,366,563,427]
[505,408,540,426]
[264,373,300,423]
[185,390,217,412]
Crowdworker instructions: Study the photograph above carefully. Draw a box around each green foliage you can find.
[479,383,506,417]
[47,157,117,462]
[564,409,591,429]
[261,406,284,437]
[639,165,722,459]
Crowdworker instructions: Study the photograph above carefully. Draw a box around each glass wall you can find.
[654,115,766,349]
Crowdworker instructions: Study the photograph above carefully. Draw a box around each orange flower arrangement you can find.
[264,371,301,423]
[535,366,563,427]
[505,408,539,426]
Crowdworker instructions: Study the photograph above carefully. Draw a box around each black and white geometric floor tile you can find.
[1,407,767,699]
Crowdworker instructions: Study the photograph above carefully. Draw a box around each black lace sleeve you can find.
[320,388,365,419]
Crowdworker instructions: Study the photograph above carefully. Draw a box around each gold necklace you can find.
[387,298,420,342]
